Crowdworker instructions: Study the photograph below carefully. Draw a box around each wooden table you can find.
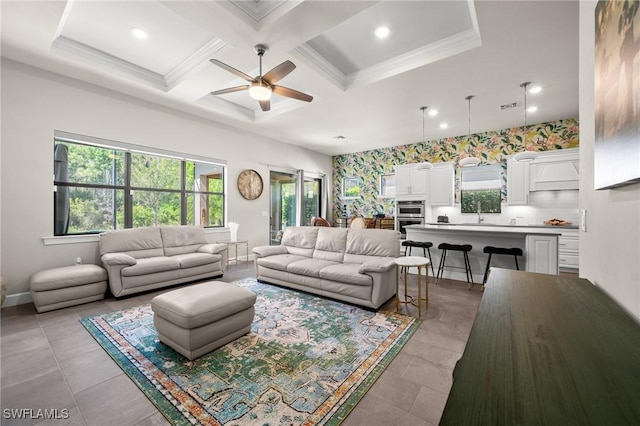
[440,268,640,425]
[394,256,429,317]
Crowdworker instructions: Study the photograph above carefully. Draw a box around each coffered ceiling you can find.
[0,0,579,156]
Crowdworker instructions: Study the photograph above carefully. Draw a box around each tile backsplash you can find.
[431,190,580,226]
[332,118,579,219]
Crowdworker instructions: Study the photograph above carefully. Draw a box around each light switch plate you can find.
[580,209,587,232]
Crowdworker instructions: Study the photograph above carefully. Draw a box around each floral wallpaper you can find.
[332,118,579,218]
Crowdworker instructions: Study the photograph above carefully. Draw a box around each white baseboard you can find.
[2,292,32,308]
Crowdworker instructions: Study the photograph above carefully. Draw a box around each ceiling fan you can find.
[209,44,313,112]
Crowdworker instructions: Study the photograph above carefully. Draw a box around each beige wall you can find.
[0,59,332,303]
[579,1,640,320]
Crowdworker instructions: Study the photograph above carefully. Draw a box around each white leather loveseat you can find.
[253,226,401,309]
[99,226,226,297]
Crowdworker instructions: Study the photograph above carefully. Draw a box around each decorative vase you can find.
[228,222,239,242]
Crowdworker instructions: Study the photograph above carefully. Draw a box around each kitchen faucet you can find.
[477,201,483,224]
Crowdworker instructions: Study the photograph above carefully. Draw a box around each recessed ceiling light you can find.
[428,109,438,117]
[529,85,542,94]
[527,106,538,113]
[130,27,148,40]
[439,123,448,129]
[374,26,390,40]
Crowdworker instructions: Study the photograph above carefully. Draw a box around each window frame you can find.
[379,173,396,198]
[342,177,362,199]
[53,131,227,236]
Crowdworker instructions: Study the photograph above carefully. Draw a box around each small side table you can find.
[395,256,430,317]
[216,240,249,269]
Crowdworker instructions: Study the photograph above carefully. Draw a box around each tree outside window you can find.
[54,138,225,235]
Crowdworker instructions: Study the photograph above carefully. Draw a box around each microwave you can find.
[396,200,425,218]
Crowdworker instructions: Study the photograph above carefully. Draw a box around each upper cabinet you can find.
[430,162,455,206]
[507,157,530,205]
[529,148,579,191]
[508,148,579,205]
[395,163,430,200]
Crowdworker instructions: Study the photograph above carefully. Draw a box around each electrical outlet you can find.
[580,209,587,232]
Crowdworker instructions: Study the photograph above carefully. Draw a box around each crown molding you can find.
[52,35,227,91]
[295,27,481,92]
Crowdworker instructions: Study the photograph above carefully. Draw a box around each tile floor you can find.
[0,263,483,426]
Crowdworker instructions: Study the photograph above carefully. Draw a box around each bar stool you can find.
[401,240,435,276]
[437,243,473,288]
[482,246,524,285]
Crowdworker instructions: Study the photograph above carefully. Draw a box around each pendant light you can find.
[459,95,480,167]
[514,82,539,161]
[417,106,432,169]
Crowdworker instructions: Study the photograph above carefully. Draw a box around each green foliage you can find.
[461,189,502,213]
[57,140,224,233]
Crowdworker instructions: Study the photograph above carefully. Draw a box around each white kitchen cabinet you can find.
[395,163,429,199]
[559,228,579,271]
[525,234,559,275]
[430,162,455,206]
[529,148,579,191]
[507,157,530,205]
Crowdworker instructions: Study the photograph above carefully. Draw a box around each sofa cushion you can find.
[99,227,164,259]
[121,257,181,277]
[313,228,347,262]
[345,229,400,258]
[172,252,221,269]
[161,226,208,256]
[319,263,372,286]
[281,226,318,258]
[287,258,340,278]
[257,254,309,272]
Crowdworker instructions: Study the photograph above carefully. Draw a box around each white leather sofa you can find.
[253,226,401,309]
[99,226,226,297]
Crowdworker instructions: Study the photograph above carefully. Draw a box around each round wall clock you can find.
[237,169,263,200]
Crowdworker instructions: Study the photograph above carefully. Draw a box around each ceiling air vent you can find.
[500,102,520,110]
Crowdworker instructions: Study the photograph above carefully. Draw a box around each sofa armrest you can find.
[101,253,137,266]
[197,243,227,255]
[253,245,288,258]
[358,258,396,273]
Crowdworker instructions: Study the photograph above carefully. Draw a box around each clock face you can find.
[237,169,263,200]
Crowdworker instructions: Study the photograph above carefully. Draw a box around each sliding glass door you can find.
[270,170,298,245]
[302,177,322,226]
[269,170,325,245]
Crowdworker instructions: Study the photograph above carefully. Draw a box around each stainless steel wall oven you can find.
[396,200,425,238]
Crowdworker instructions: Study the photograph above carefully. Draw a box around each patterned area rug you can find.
[81,279,420,425]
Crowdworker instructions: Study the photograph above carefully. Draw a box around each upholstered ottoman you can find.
[29,264,108,313]
[151,281,256,360]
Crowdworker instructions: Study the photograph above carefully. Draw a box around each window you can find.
[460,165,502,213]
[53,134,225,236]
[342,177,361,199]
[379,174,395,197]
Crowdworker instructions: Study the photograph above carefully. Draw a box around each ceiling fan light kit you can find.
[210,43,313,112]
[249,81,272,101]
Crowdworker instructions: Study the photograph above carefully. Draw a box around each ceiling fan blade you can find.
[209,59,254,82]
[272,85,313,102]
[259,99,271,111]
[211,85,250,95]
[263,60,296,84]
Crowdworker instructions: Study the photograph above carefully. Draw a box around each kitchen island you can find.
[405,223,566,282]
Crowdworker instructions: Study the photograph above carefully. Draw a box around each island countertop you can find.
[407,223,566,235]
[405,224,561,279]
